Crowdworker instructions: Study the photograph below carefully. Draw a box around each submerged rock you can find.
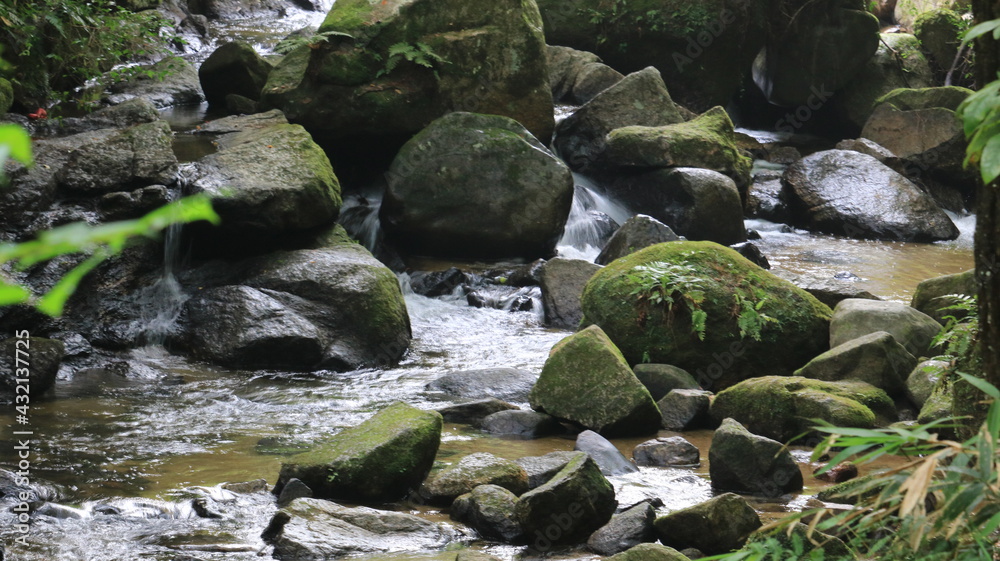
[529,325,661,436]
[709,418,803,496]
[380,112,573,260]
[274,402,442,502]
[654,493,761,554]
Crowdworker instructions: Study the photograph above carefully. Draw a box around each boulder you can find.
[795,331,917,396]
[782,150,959,242]
[746,170,788,223]
[710,376,896,442]
[436,399,519,425]
[553,67,686,171]
[782,273,882,309]
[426,367,536,403]
[907,360,947,408]
[632,364,700,401]
[605,543,691,561]
[658,389,714,431]
[262,498,451,560]
[514,451,617,547]
[607,167,746,245]
[104,56,204,108]
[380,112,573,260]
[536,0,769,111]
[895,0,969,29]
[53,121,177,195]
[480,410,565,438]
[602,107,753,190]
[419,453,528,505]
[31,98,160,137]
[581,241,832,390]
[653,493,761,554]
[539,258,602,329]
[835,33,934,131]
[276,478,313,507]
[918,377,954,424]
[192,109,289,134]
[451,484,523,542]
[260,0,554,142]
[274,402,442,502]
[546,45,623,104]
[633,436,700,467]
[595,215,680,266]
[835,138,895,161]
[830,299,943,358]
[529,325,661,436]
[99,185,172,221]
[911,269,977,324]
[575,430,639,476]
[914,9,964,77]
[515,451,580,489]
[755,7,879,107]
[0,337,63,403]
[198,41,273,106]
[189,123,342,234]
[587,502,657,555]
[709,418,803,496]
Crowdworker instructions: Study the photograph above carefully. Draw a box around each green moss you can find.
[606,543,691,561]
[581,241,831,390]
[876,85,973,112]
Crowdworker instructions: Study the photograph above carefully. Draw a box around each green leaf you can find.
[956,371,1000,399]
[962,19,1000,45]
[0,124,34,171]
[0,282,31,306]
[979,132,1000,183]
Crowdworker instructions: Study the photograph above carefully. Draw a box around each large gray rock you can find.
[419,453,528,505]
[653,493,761,554]
[451,484,523,542]
[709,418,803,497]
[0,337,63,403]
[426,368,536,403]
[607,168,746,245]
[657,389,714,431]
[633,436,700,467]
[514,451,617,547]
[189,123,342,234]
[198,41,274,106]
[104,56,204,108]
[795,331,916,396]
[539,258,602,329]
[830,299,943,358]
[911,269,977,324]
[547,45,623,104]
[782,150,958,242]
[54,121,177,195]
[553,67,686,171]
[529,325,661,437]
[260,0,554,142]
[606,543,691,561]
[595,215,680,266]
[480,410,565,439]
[574,430,639,476]
[380,112,573,260]
[274,402,442,502]
[587,501,656,555]
[515,451,580,489]
[746,170,789,223]
[632,364,700,401]
[262,498,451,560]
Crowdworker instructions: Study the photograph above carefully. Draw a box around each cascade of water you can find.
[556,173,633,261]
[339,192,383,253]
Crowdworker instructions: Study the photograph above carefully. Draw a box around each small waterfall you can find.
[556,174,632,261]
[339,192,383,253]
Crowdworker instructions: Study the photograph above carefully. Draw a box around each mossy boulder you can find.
[419,452,528,505]
[380,112,573,260]
[198,41,273,106]
[794,331,917,396]
[189,123,342,234]
[907,360,947,408]
[260,0,554,143]
[653,493,761,554]
[709,418,803,496]
[633,363,700,401]
[895,0,970,30]
[580,241,832,390]
[514,451,617,547]
[274,402,442,502]
[602,107,753,189]
[830,299,943,358]
[605,543,690,561]
[835,33,934,131]
[709,376,896,442]
[911,268,977,324]
[914,9,965,77]
[0,78,12,114]
[536,0,768,112]
[451,484,523,542]
[918,377,954,424]
[529,325,661,436]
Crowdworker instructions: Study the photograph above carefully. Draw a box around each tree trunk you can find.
[973,0,1000,88]
[975,181,1000,391]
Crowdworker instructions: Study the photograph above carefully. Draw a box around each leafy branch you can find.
[627,261,708,340]
[376,42,447,79]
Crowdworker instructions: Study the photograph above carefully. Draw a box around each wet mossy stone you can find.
[419,452,528,506]
[580,241,832,391]
[632,363,699,402]
[709,418,803,496]
[911,268,977,324]
[274,402,443,502]
[529,325,661,437]
[261,0,554,142]
[907,360,947,409]
[653,492,761,554]
[914,9,964,75]
[514,451,617,547]
[380,112,573,260]
[587,502,657,555]
[604,542,689,561]
[55,121,178,195]
[709,376,896,443]
[451,484,523,542]
[198,41,273,106]
[830,299,942,358]
[794,331,916,396]
[876,86,973,113]
[602,107,752,189]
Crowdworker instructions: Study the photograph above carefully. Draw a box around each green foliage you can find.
[274,30,355,55]
[704,535,827,561]
[931,294,979,361]
[734,289,779,341]
[627,261,708,340]
[0,0,172,106]
[957,19,1000,183]
[0,124,32,177]
[376,42,447,79]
